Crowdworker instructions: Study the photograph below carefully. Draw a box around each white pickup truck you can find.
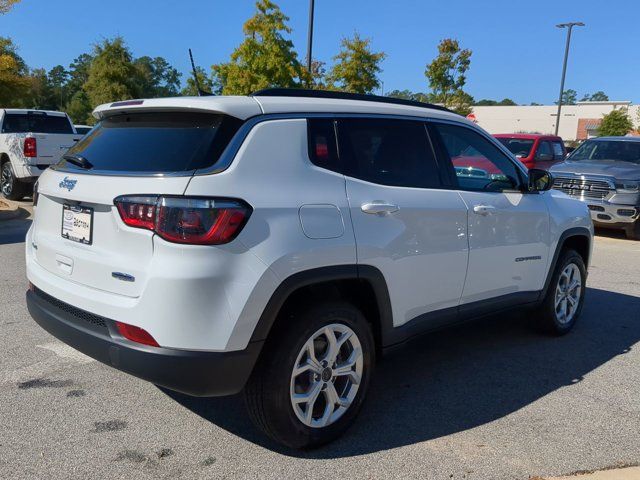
[1,109,81,200]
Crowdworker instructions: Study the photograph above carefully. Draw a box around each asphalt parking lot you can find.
[1,208,639,480]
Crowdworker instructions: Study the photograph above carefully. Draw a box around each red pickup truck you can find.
[494,133,566,170]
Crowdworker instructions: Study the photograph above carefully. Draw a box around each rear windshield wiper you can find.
[63,154,93,170]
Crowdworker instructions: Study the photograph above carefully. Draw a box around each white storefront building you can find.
[470,101,639,141]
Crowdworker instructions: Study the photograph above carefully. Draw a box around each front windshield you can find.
[497,138,534,157]
[570,139,640,164]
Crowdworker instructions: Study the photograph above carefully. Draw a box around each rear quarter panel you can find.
[184,118,357,349]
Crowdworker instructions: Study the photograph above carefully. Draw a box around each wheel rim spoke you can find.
[555,263,582,324]
[290,323,364,429]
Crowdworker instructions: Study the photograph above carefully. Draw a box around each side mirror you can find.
[528,168,554,192]
[536,152,554,162]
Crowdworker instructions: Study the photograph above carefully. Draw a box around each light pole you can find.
[554,22,585,135]
[306,0,315,75]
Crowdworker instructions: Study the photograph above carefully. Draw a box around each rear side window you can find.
[1,113,74,134]
[536,141,553,160]
[307,118,340,172]
[552,141,565,160]
[60,112,242,173]
[337,118,442,188]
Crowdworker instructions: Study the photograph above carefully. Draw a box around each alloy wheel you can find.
[555,263,582,324]
[1,164,13,197]
[290,323,363,428]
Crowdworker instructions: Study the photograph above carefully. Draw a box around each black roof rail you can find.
[250,88,454,114]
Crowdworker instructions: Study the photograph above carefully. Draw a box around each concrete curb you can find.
[0,199,21,222]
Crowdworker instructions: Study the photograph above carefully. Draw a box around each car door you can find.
[338,117,469,329]
[429,122,550,306]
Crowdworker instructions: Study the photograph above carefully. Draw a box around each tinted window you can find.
[552,141,565,160]
[1,113,74,134]
[307,118,339,172]
[497,138,534,158]
[337,118,442,188]
[60,112,242,172]
[536,141,553,160]
[432,123,521,192]
[569,140,640,164]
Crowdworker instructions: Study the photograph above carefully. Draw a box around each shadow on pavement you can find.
[164,287,640,458]
[0,207,32,245]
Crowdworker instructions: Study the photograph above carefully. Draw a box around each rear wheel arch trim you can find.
[249,264,394,347]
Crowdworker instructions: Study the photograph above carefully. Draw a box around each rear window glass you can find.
[1,113,74,134]
[497,138,534,158]
[60,112,242,173]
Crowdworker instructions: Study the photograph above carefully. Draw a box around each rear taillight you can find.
[115,321,159,347]
[23,137,37,157]
[114,195,251,245]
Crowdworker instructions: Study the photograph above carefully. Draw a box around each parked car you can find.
[551,136,640,240]
[25,90,593,448]
[74,125,92,135]
[494,133,566,170]
[1,109,81,200]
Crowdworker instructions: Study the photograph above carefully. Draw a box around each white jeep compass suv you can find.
[25,89,593,448]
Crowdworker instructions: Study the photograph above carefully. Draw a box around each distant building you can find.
[470,101,639,141]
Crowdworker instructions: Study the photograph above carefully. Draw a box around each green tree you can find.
[305,59,327,89]
[0,36,30,106]
[555,89,577,105]
[212,0,306,95]
[0,0,20,14]
[66,90,92,124]
[580,91,609,102]
[66,53,93,96]
[48,65,69,108]
[425,38,472,115]
[474,99,498,106]
[327,33,385,94]
[386,89,429,103]
[181,66,215,96]
[474,98,516,106]
[134,56,181,98]
[83,37,141,113]
[63,53,94,123]
[28,67,57,109]
[598,109,633,137]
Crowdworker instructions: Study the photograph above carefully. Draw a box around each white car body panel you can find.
[457,190,551,303]
[0,109,81,180]
[25,95,593,357]
[345,178,469,326]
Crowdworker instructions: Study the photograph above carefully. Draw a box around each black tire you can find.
[625,220,640,241]
[532,249,586,335]
[1,161,26,201]
[244,301,375,449]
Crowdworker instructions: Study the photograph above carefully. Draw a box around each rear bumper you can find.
[26,289,263,397]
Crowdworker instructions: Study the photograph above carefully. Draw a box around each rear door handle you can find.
[473,205,496,216]
[361,202,399,215]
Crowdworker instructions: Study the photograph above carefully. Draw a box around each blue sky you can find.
[1,0,638,104]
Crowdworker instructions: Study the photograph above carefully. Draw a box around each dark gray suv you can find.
[550,136,640,240]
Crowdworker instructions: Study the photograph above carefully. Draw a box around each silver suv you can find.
[551,136,640,240]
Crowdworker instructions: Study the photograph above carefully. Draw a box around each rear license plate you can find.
[61,204,93,245]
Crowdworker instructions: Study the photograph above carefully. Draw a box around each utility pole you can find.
[306,0,315,74]
[554,22,585,135]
